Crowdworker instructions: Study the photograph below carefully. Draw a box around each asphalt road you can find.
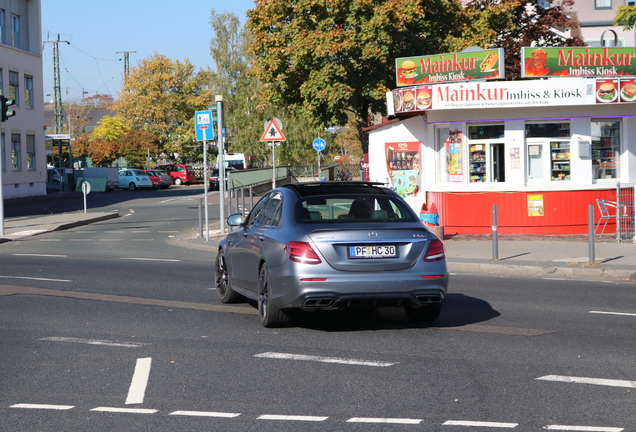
[1,187,635,431]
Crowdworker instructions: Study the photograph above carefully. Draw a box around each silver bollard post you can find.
[492,204,499,261]
[588,204,595,264]
[198,198,203,239]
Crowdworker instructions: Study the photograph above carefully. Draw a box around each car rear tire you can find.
[258,263,291,328]
[405,304,442,322]
[128,182,137,191]
[215,251,241,303]
[174,178,183,186]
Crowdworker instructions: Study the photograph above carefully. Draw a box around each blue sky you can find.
[41,1,256,102]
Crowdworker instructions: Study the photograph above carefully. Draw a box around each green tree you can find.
[614,4,636,30]
[246,0,459,153]
[115,53,214,162]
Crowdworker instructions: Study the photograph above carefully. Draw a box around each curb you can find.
[450,262,636,281]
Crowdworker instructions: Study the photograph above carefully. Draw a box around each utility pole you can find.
[44,35,69,134]
[116,51,136,76]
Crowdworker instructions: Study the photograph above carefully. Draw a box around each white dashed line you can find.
[0,276,72,282]
[442,420,519,428]
[258,414,328,422]
[537,375,636,388]
[11,403,74,410]
[125,357,152,405]
[120,257,181,262]
[170,410,241,418]
[90,407,157,414]
[254,352,396,367]
[544,426,624,431]
[590,311,636,317]
[12,253,67,257]
[39,337,144,348]
[347,417,422,424]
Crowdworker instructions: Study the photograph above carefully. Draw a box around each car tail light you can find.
[423,239,446,262]
[285,241,322,264]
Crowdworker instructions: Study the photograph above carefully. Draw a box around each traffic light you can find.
[1,96,16,122]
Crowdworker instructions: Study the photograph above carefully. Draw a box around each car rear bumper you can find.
[269,266,448,310]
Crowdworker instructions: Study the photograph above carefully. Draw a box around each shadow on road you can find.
[290,293,500,332]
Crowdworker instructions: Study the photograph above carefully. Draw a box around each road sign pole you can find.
[216,96,225,233]
[203,135,209,241]
[272,142,276,189]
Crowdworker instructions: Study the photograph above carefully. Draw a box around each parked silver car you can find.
[215,182,449,327]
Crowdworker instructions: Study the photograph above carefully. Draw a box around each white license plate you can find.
[349,245,397,259]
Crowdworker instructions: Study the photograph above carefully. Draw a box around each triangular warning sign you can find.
[260,119,286,142]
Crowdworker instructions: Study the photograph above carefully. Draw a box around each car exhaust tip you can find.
[303,297,335,307]
[415,295,443,304]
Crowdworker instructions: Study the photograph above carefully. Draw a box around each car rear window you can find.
[296,195,418,223]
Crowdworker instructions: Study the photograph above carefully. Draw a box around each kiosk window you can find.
[592,120,620,180]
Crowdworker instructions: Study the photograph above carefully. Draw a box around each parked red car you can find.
[156,164,197,185]
[144,170,162,188]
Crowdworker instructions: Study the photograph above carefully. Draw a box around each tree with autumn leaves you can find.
[246,0,583,153]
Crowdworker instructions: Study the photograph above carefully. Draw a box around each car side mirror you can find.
[227,213,244,227]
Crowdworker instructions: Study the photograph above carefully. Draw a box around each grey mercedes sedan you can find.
[215,182,449,327]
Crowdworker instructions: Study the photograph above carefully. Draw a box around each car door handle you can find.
[258,235,265,241]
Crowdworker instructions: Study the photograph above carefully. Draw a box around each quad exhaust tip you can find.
[303,298,335,307]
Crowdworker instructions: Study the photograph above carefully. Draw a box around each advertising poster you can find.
[445,129,463,182]
[528,194,544,217]
[385,142,421,198]
[510,147,520,169]
[521,47,636,78]
[395,48,504,86]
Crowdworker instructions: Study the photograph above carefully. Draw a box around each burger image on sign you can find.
[402,90,415,110]
[400,60,417,80]
[416,87,432,110]
[621,80,636,102]
[596,80,618,103]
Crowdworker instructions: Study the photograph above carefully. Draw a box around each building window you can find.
[526,123,571,181]
[24,75,33,108]
[9,71,19,105]
[26,134,35,169]
[11,133,21,170]
[467,124,505,183]
[11,14,20,49]
[592,120,620,180]
[0,9,5,45]
[595,0,612,9]
[1,133,5,171]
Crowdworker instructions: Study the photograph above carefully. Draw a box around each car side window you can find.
[246,194,271,226]
[260,193,283,227]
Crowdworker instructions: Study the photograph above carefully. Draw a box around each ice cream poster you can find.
[445,129,463,182]
[385,142,421,198]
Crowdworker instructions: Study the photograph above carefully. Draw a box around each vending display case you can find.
[592,121,620,180]
[550,141,570,181]
[469,144,486,182]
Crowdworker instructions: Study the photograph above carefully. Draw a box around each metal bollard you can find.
[492,205,499,261]
[588,204,595,264]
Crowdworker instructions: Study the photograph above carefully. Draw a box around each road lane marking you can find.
[537,375,636,388]
[91,407,157,414]
[69,239,93,242]
[590,311,636,317]
[442,420,518,428]
[11,403,74,410]
[544,426,624,431]
[170,410,241,418]
[254,352,396,367]
[347,417,422,424]
[99,238,123,242]
[130,239,154,242]
[120,257,181,262]
[0,285,258,315]
[39,337,144,348]
[12,253,67,257]
[0,276,72,282]
[125,357,152,405]
[38,239,61,242]
[258,414,328,421]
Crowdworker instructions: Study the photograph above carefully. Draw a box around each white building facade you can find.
[0,0,45,199]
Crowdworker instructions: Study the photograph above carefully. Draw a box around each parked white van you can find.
[217,153,246,170]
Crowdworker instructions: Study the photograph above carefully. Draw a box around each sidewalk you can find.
[2,209,636,281]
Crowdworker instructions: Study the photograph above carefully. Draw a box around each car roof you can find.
[280,181,390,197]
